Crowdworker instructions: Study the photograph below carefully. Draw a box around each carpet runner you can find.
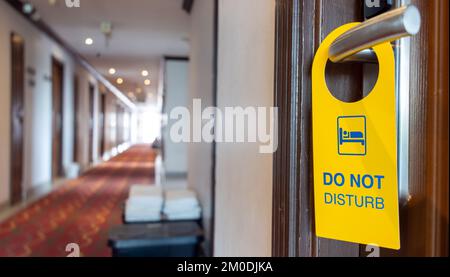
[0,145,155,257]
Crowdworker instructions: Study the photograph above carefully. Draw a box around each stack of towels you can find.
[125,185,163,223]
[163,189,201,221]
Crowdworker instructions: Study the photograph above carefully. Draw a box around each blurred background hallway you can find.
[0,145,156,257]
[0,0,276,257]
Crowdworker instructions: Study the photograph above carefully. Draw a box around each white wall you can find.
[0,1,128,204]
[214,0,275,257]
[187,0,215,255]
[0,1,76,202]
[163,59,189,175]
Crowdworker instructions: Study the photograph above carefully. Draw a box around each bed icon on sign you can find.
[337,115,367,156]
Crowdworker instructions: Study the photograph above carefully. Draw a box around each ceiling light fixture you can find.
[141,70,149,77]
[108,68,116,75]
[144,79,151,86]
[85,38,94,45]
[116,78,124,85]
[22,3,34,14]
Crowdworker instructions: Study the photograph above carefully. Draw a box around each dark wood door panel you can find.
[10,32,25,205]
[381,0,449,257]
[51,57,64,179]
[99,91,106,157]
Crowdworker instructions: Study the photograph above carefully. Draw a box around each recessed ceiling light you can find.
[85,38,94,45]
[144,79,151,86]
[141,70,149,77]
[136,88,142,93]
[108,68,116,75]
[116,78,124,85]
[22,3,34,14]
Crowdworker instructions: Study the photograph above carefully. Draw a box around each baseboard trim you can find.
[0,201,10,213]
[25,183,52,201]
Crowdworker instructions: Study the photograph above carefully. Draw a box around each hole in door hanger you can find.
[325,51,379,103]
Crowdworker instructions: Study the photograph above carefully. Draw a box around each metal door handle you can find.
[329,5,421,63]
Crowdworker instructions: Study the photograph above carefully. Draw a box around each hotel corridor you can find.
[0,145,156,257]
[0,0,447,261]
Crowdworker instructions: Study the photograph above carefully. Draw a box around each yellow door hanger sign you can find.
[312,23,400,250]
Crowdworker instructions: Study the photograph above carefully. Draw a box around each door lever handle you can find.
[329,5,421,63]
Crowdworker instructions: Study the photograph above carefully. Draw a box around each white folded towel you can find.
[127,185,163,209]
[164,189,199,210]
[165,208,202,221]
[125,203,161,223]
[127,198,163,209]
[125,185,164,223]
[124,186,202,222]
[126,199,162,212]
[163,189,201,220]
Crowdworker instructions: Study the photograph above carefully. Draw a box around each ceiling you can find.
[26,0,191,103]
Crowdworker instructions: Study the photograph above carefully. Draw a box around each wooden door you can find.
[10,33,25,205]
[51,57,64,179]
[383,0,449,257]
[88,83,95,163]
[272,0,448,257]
[99,92,106,157]
[73,75,79,163]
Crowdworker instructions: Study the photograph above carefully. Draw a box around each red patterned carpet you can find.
[0,145,156,257]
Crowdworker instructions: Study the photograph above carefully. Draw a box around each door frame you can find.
[424,0,449,256]
[210,0,219,257]
[10,32,25,205]
[272,0,449,257]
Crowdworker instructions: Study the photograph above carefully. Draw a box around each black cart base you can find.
[108,221,203,257]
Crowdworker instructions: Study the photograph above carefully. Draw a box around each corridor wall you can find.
[214,0,275,257]
[187,0,215,256]
[0,0,131,206]
[162,59,189,176]
[0,0,75,203]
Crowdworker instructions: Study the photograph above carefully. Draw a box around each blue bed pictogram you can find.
[339,128,365,146]
[337,116,367,156]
